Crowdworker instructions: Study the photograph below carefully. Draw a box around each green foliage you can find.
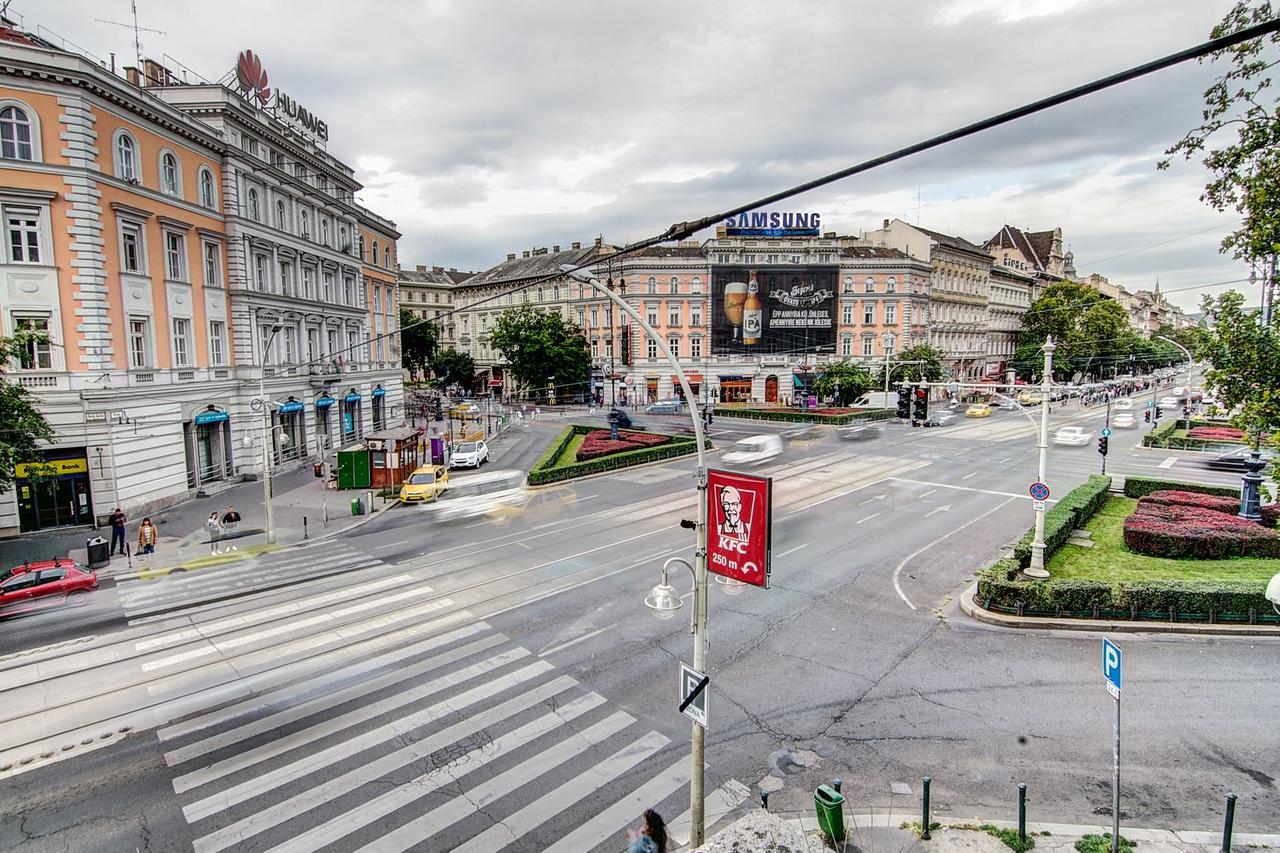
[1075,834,1135,853]
[949,823,1035,853]
[1196,291,1280,447]
[1122,476,1238,499]
[527,424,704,485]
[489,305,591,402]
[876,343,945,385]
[812,360,875,406]
[899,821,942,838]
[1015,282,1156,380]
[1160,1,1280,262]
[398,309,438,380]
[0,334,55,493]
[713,407,892,424]
[1011,475,1112,568]
[430,348,477,391]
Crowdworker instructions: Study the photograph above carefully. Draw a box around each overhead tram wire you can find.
[303,17,1280,379]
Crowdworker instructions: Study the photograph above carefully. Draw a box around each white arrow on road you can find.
[925,504,952,517]
[859,494,887,505]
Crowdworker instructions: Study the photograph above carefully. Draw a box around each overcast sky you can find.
[22,0,1270,310]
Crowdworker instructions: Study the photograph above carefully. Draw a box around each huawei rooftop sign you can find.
[234,49,329,142]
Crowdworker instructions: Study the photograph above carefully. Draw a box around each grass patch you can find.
[557,433,586,467]
[1047,497,1278,583]
[1075,834,1136,853]
[950,823,1035,853]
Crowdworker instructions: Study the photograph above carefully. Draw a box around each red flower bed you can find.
[1186,426,1248,442]
[1144,490,1278,528]
[575,429,672,462]
[1123,496,1280,559]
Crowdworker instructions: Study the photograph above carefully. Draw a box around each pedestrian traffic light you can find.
[896,385,912,419]
[1144,409,1151,423]
[1155,406,1163,421]
[1098,436,1109,456]
[912,386,929,421]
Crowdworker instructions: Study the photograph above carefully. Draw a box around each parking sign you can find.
[1102,638,1122,699]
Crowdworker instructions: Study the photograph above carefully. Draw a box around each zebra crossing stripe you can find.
[666,779,752,850]
[141,584,436,672]
[165,630,506,768]
[174,647,535,795]
[189,673,579,853]
[120,550,365,603]
[543,754,693,853]
[455,730,671,853]
[267,701,627,853]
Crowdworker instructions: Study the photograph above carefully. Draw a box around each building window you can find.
[279,261,293,296]
[669,305,680,327]
[14,316,51,369]
[863,303,875,325]
[384,247,390,268]
[843,276,853,294]
[172,317,191,367]
[165,232,186,280]
[647,276,656,294]
[373,288,381,314]
[670,276,679,294]
[323,273,334,302]
[864,276,875,293]
[121,222,144,273]
[590,338,599,358]
[691,305,703,326]
[276,199,287,230]
[690,336,702,358]
[647,338,658,360]
[842,304,853,325]
[203,242,221,286]
[199,168,216,209]
[339,225,348,252]
[343,276,354,305]
[115,131,137,181]
[841,335,852,357]
[691,276,702,293]
[885,303,897,325]
[161,152,180,196]
[301,266,314,300]
[320,219,330,246]
[884,333,897,356]
[862,336,874,357]
[255,254,269,291]
[128,317,150,368]
[209,321,225,366]
[300,211,310,239]
[0,105,34,161]
[358,235,365,259]
[371,240,378,264]
[667,334,680,357]
[7,208,41,263]
[283,325,297,363]
[887,276,897,293]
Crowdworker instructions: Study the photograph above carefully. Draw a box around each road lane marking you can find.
[538,624,616,658]
[777,543,807,558]
[920,489,937,498]
[888,477,1044,501]
[997,457,1011,464]
[961,471,979,481]
[856,511,882,524]
[893,496,1017,610]
[1159,456,1178,468]
[544,755,695,853]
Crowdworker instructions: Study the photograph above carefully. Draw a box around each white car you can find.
[449,440,489,468]
[1112,399,1133,411]
[1157,396,1181,410]
[1112,413,1137,429]
[1052,426,1093,446]
[721,434,783,466]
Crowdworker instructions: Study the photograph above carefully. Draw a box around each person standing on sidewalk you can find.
[109,508,127,556]
[205,512,223,555]
[137,518,158,555]
[220,506,242,552]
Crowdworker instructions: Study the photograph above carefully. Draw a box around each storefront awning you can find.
[686,373,703,383]
[489,379,503,387]
[278,401,304,414]
[315,396,336,409]
[194,409,230,425]
[344,392,361,403]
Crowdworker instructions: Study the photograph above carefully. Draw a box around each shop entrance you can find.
[186,407,232,488]
[765,375,779,403]
[645,378,659,403]
[719,378,752,403]
[16,450,93,532]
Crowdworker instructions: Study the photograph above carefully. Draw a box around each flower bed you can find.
[527,424,705,486]
[1123,495,1280,559]
[1186,426,1246,441]
[1142,490,1277,527]
[575,429,671,462]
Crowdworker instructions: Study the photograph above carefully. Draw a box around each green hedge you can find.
[1122,477,1237,500]
[1010,476,1112,568]
[1141,419,1249,451]
[527,424,705,486]
[1140,419,1180,447]
[714,407,893,425]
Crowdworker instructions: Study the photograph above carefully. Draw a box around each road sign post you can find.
[1103,638,1123,853]
[680,662,708,728]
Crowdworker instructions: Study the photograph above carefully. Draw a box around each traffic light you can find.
[912,386,929,421]
[1155,405,1163,421]
[1098,436,1109,456]
[1144,409,1151,423]
[896,385,912,419]
[433,398,444,422]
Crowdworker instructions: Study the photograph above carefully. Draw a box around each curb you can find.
[959,581,1280,637]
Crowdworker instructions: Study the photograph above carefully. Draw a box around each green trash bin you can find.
[350,497,364,517]
[814,784,845,842]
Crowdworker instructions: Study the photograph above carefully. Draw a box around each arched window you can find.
[864,276,875,293]
[199,168,216,209]
[0,105,34,161]
[647,276,656,294]
[160,151,179,196]
[338,226,348,252]
[372,240,379,263]
[275,199,286,229]
[358,235,365,258]
[691,276,702,293]
[115,131,137,181]
[843,276,853,293]
[320,219,330,246]
[300,210,310,239]
[246,188,260,221]
[670,276,679,294]
[886,276,897,293]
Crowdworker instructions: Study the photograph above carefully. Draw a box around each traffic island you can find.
[526,424,708,486]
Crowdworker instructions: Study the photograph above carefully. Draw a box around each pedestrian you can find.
[205,512,223,554]
[627,809,668,853]
[109,507,127,556]
[137,517,158,555]
[220,505,242,551]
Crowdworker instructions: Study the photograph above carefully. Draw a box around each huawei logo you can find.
[235,50,271,106]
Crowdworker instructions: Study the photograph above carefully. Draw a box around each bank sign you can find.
[710,266,837,355]
[706,469,772,588]
[235,49,329,141]
[723,211,821,237]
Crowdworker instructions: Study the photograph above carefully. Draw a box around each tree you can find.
[812,360,874,407]
[1196,290,1280,447]
[430,347,477,392]
[1015,281,1141,379]
[489,306,591,402]
[0,334,55,493]
[399,309,437,382]
[1160,1,1280,262]
[874,343,944,386]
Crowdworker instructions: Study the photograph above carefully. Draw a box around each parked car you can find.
[837,422,882,441]
[923,411,958,427]
[1112,413,1137,429]
[965,403,993,418]
[721,434,784,466]
[0,561,98,619]
[449,440,489,468]
[399,464,449,503]
[645,400,684,415]
[1205,446,1277,471]
[1052,426,1093,446]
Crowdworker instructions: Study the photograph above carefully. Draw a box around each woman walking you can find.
[137,518,158,555]
[627,809,667,853]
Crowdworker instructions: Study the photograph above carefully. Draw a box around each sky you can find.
[20,0,1272,311]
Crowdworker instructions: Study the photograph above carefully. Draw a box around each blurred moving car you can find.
[1053,426,1093,446]
[423,470,525,522]
[1157,396,1181,410]
[782,425,824,443]
[609,408,636,429]
[722,434,783,466]
[0,560,97,619]
[450,440,489,468]
[923,411,958,427]
[837,422,882,441]
[1112,413,1137,429]
[965,403,993,418]
[487,484,581,527]
[400,464,449,502]
[1112,399,1134,411]
[644,400,684,415]
[1205,446,1277,471]
[1017,390,1043,405]
[996,399,1020,411]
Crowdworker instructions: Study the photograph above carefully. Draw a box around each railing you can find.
[17,374,59,389]
[178,370,196,382]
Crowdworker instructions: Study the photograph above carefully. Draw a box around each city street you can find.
[0,405,1275,852]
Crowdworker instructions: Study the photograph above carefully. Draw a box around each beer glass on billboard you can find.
[723,280,748,343]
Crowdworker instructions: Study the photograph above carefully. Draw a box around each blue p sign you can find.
[1102,638,1122,698]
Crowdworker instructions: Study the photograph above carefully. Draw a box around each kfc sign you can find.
[706,469,772,588]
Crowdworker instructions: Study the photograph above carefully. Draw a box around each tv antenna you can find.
[96,1,165,77]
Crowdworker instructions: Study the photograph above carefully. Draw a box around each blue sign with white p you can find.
[1102,638,1122,698]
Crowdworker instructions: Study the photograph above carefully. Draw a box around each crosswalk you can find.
[159,613,742,852]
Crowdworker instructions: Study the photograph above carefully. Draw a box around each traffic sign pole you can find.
[1103,638,1123,853]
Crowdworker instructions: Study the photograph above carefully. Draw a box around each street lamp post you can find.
[259,323,284,545]
[564,265,711,846]
[1025,335,1055,579]
[882,332,894,408]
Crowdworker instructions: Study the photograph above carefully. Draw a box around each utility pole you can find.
[1025,336,1054,579]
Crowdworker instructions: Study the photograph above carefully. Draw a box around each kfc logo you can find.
[707,470,771,588]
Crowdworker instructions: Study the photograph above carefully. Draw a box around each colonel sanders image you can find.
[717,485,751,542]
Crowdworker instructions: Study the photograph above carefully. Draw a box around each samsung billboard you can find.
[723,212,821,237]
[711,266,837,355]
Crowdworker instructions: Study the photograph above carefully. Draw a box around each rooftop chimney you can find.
[449,267,457,272]
[416,264,426,272]
[433,266,443,273]
[553,245,560,253]
[522,251,530,258]
[507,253,516,261]
[883,219,890,230]
[594,236,602,247]
[571,241,581,250]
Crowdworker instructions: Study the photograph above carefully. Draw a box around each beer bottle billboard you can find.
[711,266,836,354]
[742,272,763,346]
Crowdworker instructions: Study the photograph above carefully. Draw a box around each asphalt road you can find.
[1,403,1276,852]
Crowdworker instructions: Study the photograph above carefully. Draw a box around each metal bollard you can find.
[303,516,308,540]
[1222,792,1236,853]
[833,779,842,794]
[922,776,932,840]
[1018,783,1027,844]
[760,790,769,810]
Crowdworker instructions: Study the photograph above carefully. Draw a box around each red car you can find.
[0,560,98,619]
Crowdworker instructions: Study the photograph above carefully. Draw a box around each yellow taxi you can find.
[965,403,993,418]
[487,484,580,527]
[1017,390,1043,406]
[399,464,449,502]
